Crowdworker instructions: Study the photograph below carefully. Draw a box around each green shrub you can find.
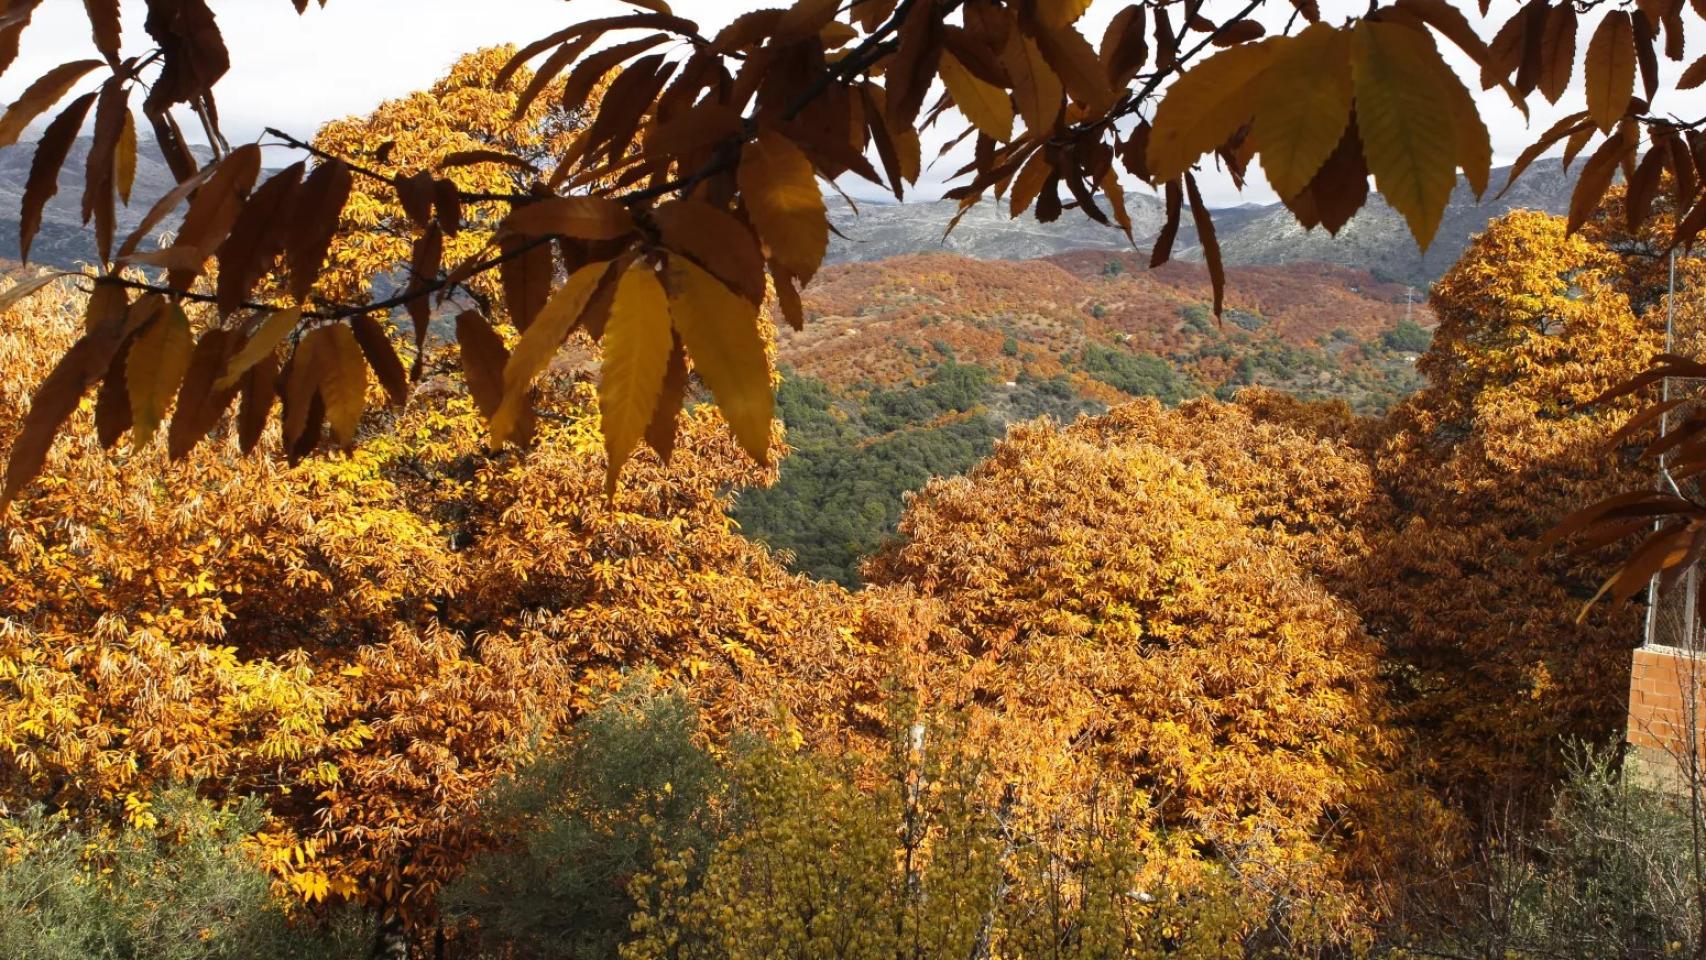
[0,790,363,960]
[1418,744,1703,960]
[445,684,723,960]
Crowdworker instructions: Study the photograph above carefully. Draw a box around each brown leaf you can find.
[653,199,767,304]
[501,196,636,241]
[20,91,95,263]
[1100,4,1148,87]
[115,107,135,204]
[83,0,121,63]
[1,294,125,510]
[1626,145,1667,231]
[82,78,126,263]
[1568,122,1634,234]
[1537,1,1576,103]
[350,314,409,407]
[1149,178,1182,268]
[167,328,239,461]
[142,0,230,111]
[395,171,435,231]
[237,351,276,454]
[94,335,133,449]
[499,236,554,332]
[166,142,262,289]
[884,0,943,129]
[739,129,828,282]
[1184,172,1223,316]
[1033,23,1116,113]
[434,177,463,236]
[405,224,444,375]
[1585,11,1635,132]
[771,261,804,331]
[644,335,687,462]
[0,59,103,147]
[215,162,303,317]
[1679,53,1706,89]
[456,309,531,442]
[284,158,352,303]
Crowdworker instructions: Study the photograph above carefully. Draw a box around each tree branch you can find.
[263,126,534,205]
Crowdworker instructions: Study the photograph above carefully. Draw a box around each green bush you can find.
[0,790,363,960]
[1418,744,1703,960]
[445,684,723,960]
[1079,343,1198,404]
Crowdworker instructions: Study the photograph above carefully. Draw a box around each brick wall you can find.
[1628,645,1706,783]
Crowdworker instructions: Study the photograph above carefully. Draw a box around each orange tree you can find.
[0,278,874,925]
[1352,209,1660,811]
[862,414,1424,941]
[4,0,1706,502]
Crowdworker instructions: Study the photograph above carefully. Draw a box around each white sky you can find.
[11,0,1706,205]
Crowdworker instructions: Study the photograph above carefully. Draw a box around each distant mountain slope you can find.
[0,136,209,267]
[827,161,1576,288]
[1182,161,1576,286]
[784,248,1428,413]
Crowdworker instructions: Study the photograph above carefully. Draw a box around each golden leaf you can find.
[737,129,828,283]
[665,255,772,464]
[599,260,673,492]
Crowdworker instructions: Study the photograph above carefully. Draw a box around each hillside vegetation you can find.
[0,193,1680,957]
[741,249,1430,583]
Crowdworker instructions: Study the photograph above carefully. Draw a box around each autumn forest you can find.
[6,0,1706,957]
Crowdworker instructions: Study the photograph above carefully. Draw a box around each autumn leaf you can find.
[499,196,636,240]
[653,199,767,304]
[665,255,772,464]
[319,324,367,449]
[218,307,302,391]
[127,303,193,448]
[599,260,673,492]
[939,52,1014,142]
[20,92,97,263]
[1252,24,1352,202]
[1585,11,1636,132]
[1350,20,1458,250]
[0,59,103,147]
[1147,39,1278,182]
[0,284,125,510]
[494,260,611,446]
[738,129,828,283]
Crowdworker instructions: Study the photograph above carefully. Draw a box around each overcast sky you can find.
[10,0,1706,205]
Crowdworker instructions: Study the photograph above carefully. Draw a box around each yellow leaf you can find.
[939,52,1014,142]
[665,255,773,464]
[1003,35,1063,134]
[599,261,672,492]
[1252,24,1351,202]
[1036,0,1092,29]
[1584,11,1635,133]
[499,196,636,240]
[115,109,136,205]
[216,307,301,391]
[495,260,610,446]
[1443,63,1491,199]
[318,324,367,449]
[1147,39,1279,182]
[1350,21,1458,251]
[737,129,827,282]
[127,304,192,447]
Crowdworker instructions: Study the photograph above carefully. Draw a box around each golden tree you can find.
[0,278,867,926]
[1355,210,1659,809]
[864,416,1410,936]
